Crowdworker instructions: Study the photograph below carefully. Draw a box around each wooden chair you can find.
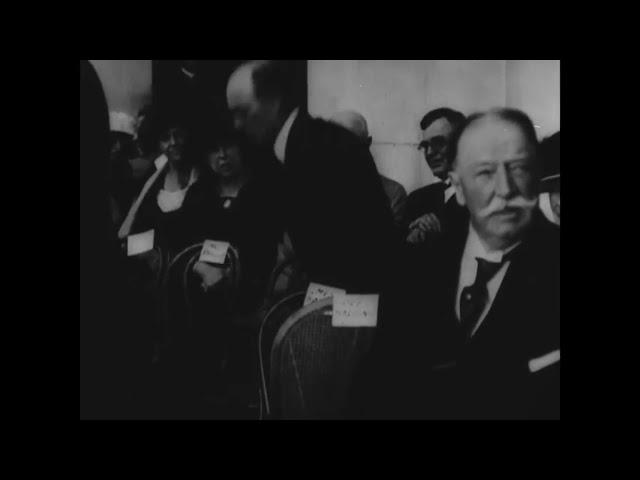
[263,296,377,419]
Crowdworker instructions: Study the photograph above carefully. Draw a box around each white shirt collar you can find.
[432,177,456,202]
[444,187,456,203]
[457,224,518,333]
[274,108,299,163]
[432,177,451,187]
[465,224,521,264]
[444,183,456,203]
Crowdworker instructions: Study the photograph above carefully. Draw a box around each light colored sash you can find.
[118,158,168,240]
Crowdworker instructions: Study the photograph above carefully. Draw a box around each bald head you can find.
[226,61,288,146]
[226,61,259,106]
[331,110,370,141]
[226,60,301,146]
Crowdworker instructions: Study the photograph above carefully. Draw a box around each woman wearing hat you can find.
[117,113,210,255]
[190,123,285,313]
[118,113,284,304]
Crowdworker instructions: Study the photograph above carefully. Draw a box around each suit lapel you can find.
[283,110,308,171]
[436,182,447,209]
[431,223,468,346]
[465,227,542,350]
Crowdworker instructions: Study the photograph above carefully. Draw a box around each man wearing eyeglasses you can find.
[405,108,467,245]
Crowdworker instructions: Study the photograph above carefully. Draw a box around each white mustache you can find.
[479,195,538,217]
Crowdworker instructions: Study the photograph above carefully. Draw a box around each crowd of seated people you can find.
[81,60,560,420]
[110,110,286,416]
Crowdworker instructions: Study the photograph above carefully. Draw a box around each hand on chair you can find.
[406,213,442,244]
[193,261,228,292]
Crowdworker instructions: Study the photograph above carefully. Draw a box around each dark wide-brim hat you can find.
[539,131,560,190]
[195,114,244,153]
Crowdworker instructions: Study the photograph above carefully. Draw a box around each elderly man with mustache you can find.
[350,108,560,420]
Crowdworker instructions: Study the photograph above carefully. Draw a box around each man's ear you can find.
[449,171,466,207]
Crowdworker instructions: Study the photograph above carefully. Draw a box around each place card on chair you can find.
[127,229,155,256]
[528,349,560,373]
[331,293,379,327]
[199,240,230,265]
[304,282,346,306]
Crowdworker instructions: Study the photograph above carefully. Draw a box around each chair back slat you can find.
[268,297,377,419]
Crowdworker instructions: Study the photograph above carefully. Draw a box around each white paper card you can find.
[528,349,560,373]
[127,229,154,256]
[154,154,168,170]
[199,240,230,265]
[303,282,346,306]
[331,293,379,327]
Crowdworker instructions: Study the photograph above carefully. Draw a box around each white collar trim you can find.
[274,108,299,163]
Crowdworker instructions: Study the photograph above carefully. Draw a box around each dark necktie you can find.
[459,257,505,337]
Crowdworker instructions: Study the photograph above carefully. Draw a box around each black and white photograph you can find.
[80,59,560,420]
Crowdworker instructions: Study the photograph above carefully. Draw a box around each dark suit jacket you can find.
[352,212,560,419]
[81,61,150,418]
[283,111,399,293]
[379,174,407,227]
[156,64,222,137]
[404,182,468,234]
[405,182,447,223]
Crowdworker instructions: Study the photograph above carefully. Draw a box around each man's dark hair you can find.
[449,108,539,167]
[252,60,302,115]
[420,107,466,131]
